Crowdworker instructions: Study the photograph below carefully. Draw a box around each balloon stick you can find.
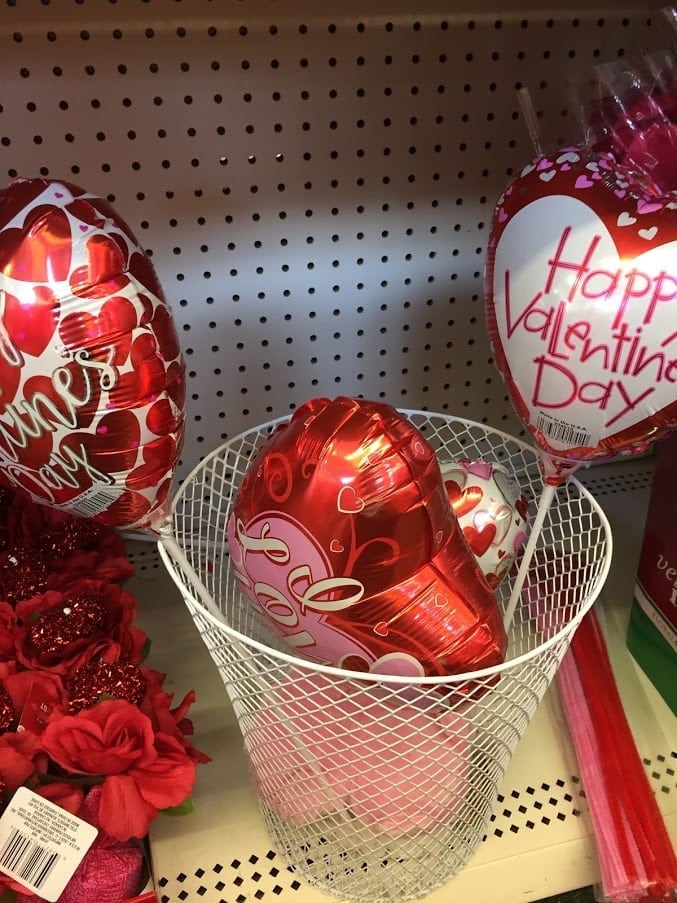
[516,87,544,155]
[502,482,558,632]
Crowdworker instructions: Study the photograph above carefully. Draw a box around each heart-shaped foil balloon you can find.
[485,147,677,483]
[439,459,530,589]
[227,396,507,678]
[0,178,185,529]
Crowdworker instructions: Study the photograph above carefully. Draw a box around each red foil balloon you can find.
[227,396,507,678]
[485,148,677,483]
[0,178,185,529]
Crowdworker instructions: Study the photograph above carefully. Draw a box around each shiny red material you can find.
[485,148,677,484]
[0,687,15,732]
[67,660,147,713]
[0,178,185,529]
[227,396,507,678]
[28,593,108,662]
[0,546,49,604]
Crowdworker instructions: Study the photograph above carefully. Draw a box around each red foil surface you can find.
[228,396,507,678]
[0,177,186,529]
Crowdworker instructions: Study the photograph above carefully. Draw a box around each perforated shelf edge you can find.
[129,458,675,903]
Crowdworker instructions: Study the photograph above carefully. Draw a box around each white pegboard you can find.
[0,0,662,482]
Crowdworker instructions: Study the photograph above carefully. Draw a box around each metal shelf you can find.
[129,458,675,903]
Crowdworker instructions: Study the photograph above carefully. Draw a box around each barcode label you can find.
[535,413,592,448]
[57,485,122,518]
[0,787,97,901]
[0,828,60,888]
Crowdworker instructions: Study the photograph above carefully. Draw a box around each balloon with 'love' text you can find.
[227,395,507,679]
[0,178,186,530]
[485,148,677,483]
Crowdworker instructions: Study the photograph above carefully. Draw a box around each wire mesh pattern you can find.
[158,412,611,903]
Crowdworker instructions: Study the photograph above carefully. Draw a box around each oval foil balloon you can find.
[227,396,507,679]
[440,459,529,589]
[485,147,677,483]
[0,178,185,529]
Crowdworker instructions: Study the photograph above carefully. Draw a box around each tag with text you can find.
[0,786,98,901]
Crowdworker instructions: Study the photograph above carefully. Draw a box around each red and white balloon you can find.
[227,396,507,679]
[440,459,529,589]
[0,178,185,529]
[485,148,677,483]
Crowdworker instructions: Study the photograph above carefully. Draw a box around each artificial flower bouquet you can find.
[0,487,210,902]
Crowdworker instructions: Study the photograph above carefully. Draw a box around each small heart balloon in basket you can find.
[0,177,186,531]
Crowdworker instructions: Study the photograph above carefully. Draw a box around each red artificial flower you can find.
[40,699,197,840]
[0,488,209,864]
[139,667,211,765]
[0,600,17,661]
[14,581,148,675]
[0,486,28,552]
[16,502,134,582]
[47,547,135,590]
[0,730,46,797]
[34,780,85,816]
[2,667,66,726]
[0,545,50,606]
[0,490,134,602]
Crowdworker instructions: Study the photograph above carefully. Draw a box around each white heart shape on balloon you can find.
[556,151,580,164]
[491,193,677,454]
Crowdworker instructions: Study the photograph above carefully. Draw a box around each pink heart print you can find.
[486,148,677,480]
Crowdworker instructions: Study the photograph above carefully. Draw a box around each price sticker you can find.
[0,786,97,902]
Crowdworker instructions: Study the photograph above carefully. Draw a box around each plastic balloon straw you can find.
[517,86,543,154]
[557,609,677,902]
[502,482,557,631]
[663,5,677,34]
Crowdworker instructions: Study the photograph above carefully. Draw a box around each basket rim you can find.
[159,410,614,687]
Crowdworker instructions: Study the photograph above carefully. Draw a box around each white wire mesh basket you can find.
[158,411,613,903]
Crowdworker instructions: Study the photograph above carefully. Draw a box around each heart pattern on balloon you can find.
[485,148,677,480]
[440,459,529,589]
[0,178,186,529]
[227,397,508,679]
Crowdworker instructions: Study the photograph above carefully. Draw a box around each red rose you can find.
[40,699,197,840]
[139,668,211,765]
[3,668,66,726]
[34,780,85,816]
[15,581,148,674]
[0,730,46,795]
[47,548,135,589]
[0,601,17,660]
[7,501,135,589]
